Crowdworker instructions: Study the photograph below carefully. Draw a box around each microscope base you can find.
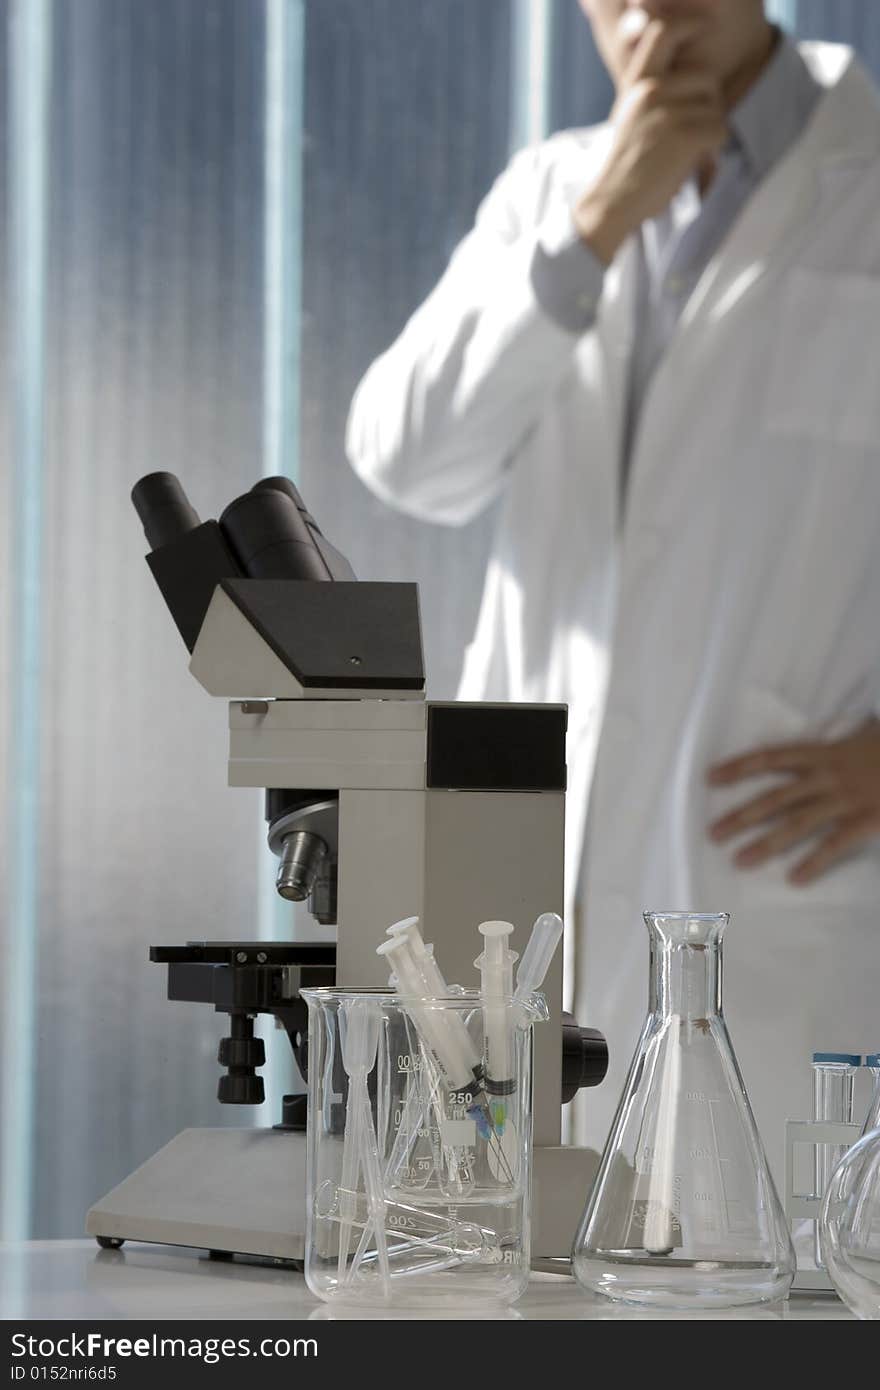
[86,1129,599,1265]
[86,1128,309,1263]
[532,1144,599,1258]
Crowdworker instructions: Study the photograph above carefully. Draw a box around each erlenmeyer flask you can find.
[572,911,795,1308]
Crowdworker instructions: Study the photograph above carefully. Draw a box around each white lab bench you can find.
[0,1242,853,1321]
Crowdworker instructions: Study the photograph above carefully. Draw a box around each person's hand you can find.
[573,16,726,265]
[706,719,880,885]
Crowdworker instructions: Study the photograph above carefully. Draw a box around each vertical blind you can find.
[299,0,514,700]
[2,0,878,1238]
[3,0,270,1240]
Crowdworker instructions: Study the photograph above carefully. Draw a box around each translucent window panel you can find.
[548,1,613,135]
[1,0,630,1240]
[299,0,513,699]
[0,0,13,1227]
[794,1,880,81]
[0,0,10,871]
[2,0,46,1244]
[29,0,268,1237]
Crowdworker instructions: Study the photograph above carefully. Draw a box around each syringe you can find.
[475,912,565,1134]
[378,921,515,1188]
[376,929,482,1094]
[475,921,518,1135]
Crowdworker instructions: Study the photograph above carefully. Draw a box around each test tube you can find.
[812,1051,860,1267]
[862,1053,880,1138]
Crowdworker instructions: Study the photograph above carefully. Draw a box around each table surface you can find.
[0,1242,854,1321]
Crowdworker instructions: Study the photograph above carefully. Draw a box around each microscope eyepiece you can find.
[220,488,332,581]
[251,475,302,505]
[249,476,357,580]
[131,472,201,551]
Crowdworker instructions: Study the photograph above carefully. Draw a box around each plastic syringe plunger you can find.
[475,921,517,989]
[375,934,431,1000]
[475,922,517,1106]
[390,918,456,1001]
[383,922,433,989]
[385,916,420,940]
[384,916,420,984]
[376,935,479,1092]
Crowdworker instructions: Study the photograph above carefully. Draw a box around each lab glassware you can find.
[301,987,545,1307]
[811,1052,860,1269]
[336,997,390,1294]
[572,911,795,1308]
[819,1125,880,1319]
[514,912,564,1003]
[862,1054,880,1137]
[475,921,518,1126]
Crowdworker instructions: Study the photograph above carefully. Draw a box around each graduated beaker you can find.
[302,987,544,1306]
[572,911,795,1308]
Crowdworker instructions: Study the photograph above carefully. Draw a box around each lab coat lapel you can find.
[590,237,639,480]
[678,49,880,336]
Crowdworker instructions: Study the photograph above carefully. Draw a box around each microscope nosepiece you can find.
[276,830,328,902]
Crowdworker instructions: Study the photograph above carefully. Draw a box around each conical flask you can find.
[572,911,795,1308]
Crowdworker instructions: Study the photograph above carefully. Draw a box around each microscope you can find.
[86,473,607,1264]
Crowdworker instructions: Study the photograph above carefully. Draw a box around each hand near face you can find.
[573,14,727,264]
[707,719,880,885]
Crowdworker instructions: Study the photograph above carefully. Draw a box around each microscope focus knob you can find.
[561,1013,608,1103]
[218,1073,265,1105]
[217,1017,266,1105]
[218,1036,266,1069]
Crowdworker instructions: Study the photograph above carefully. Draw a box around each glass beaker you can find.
[301,987,545,1307]
[572,911,795,1308]
[819,1125,880,1319]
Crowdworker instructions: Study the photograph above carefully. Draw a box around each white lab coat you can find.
[347,44,880,1181]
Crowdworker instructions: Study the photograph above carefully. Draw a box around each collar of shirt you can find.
[726,28,822,179]
[644,31,822,285]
